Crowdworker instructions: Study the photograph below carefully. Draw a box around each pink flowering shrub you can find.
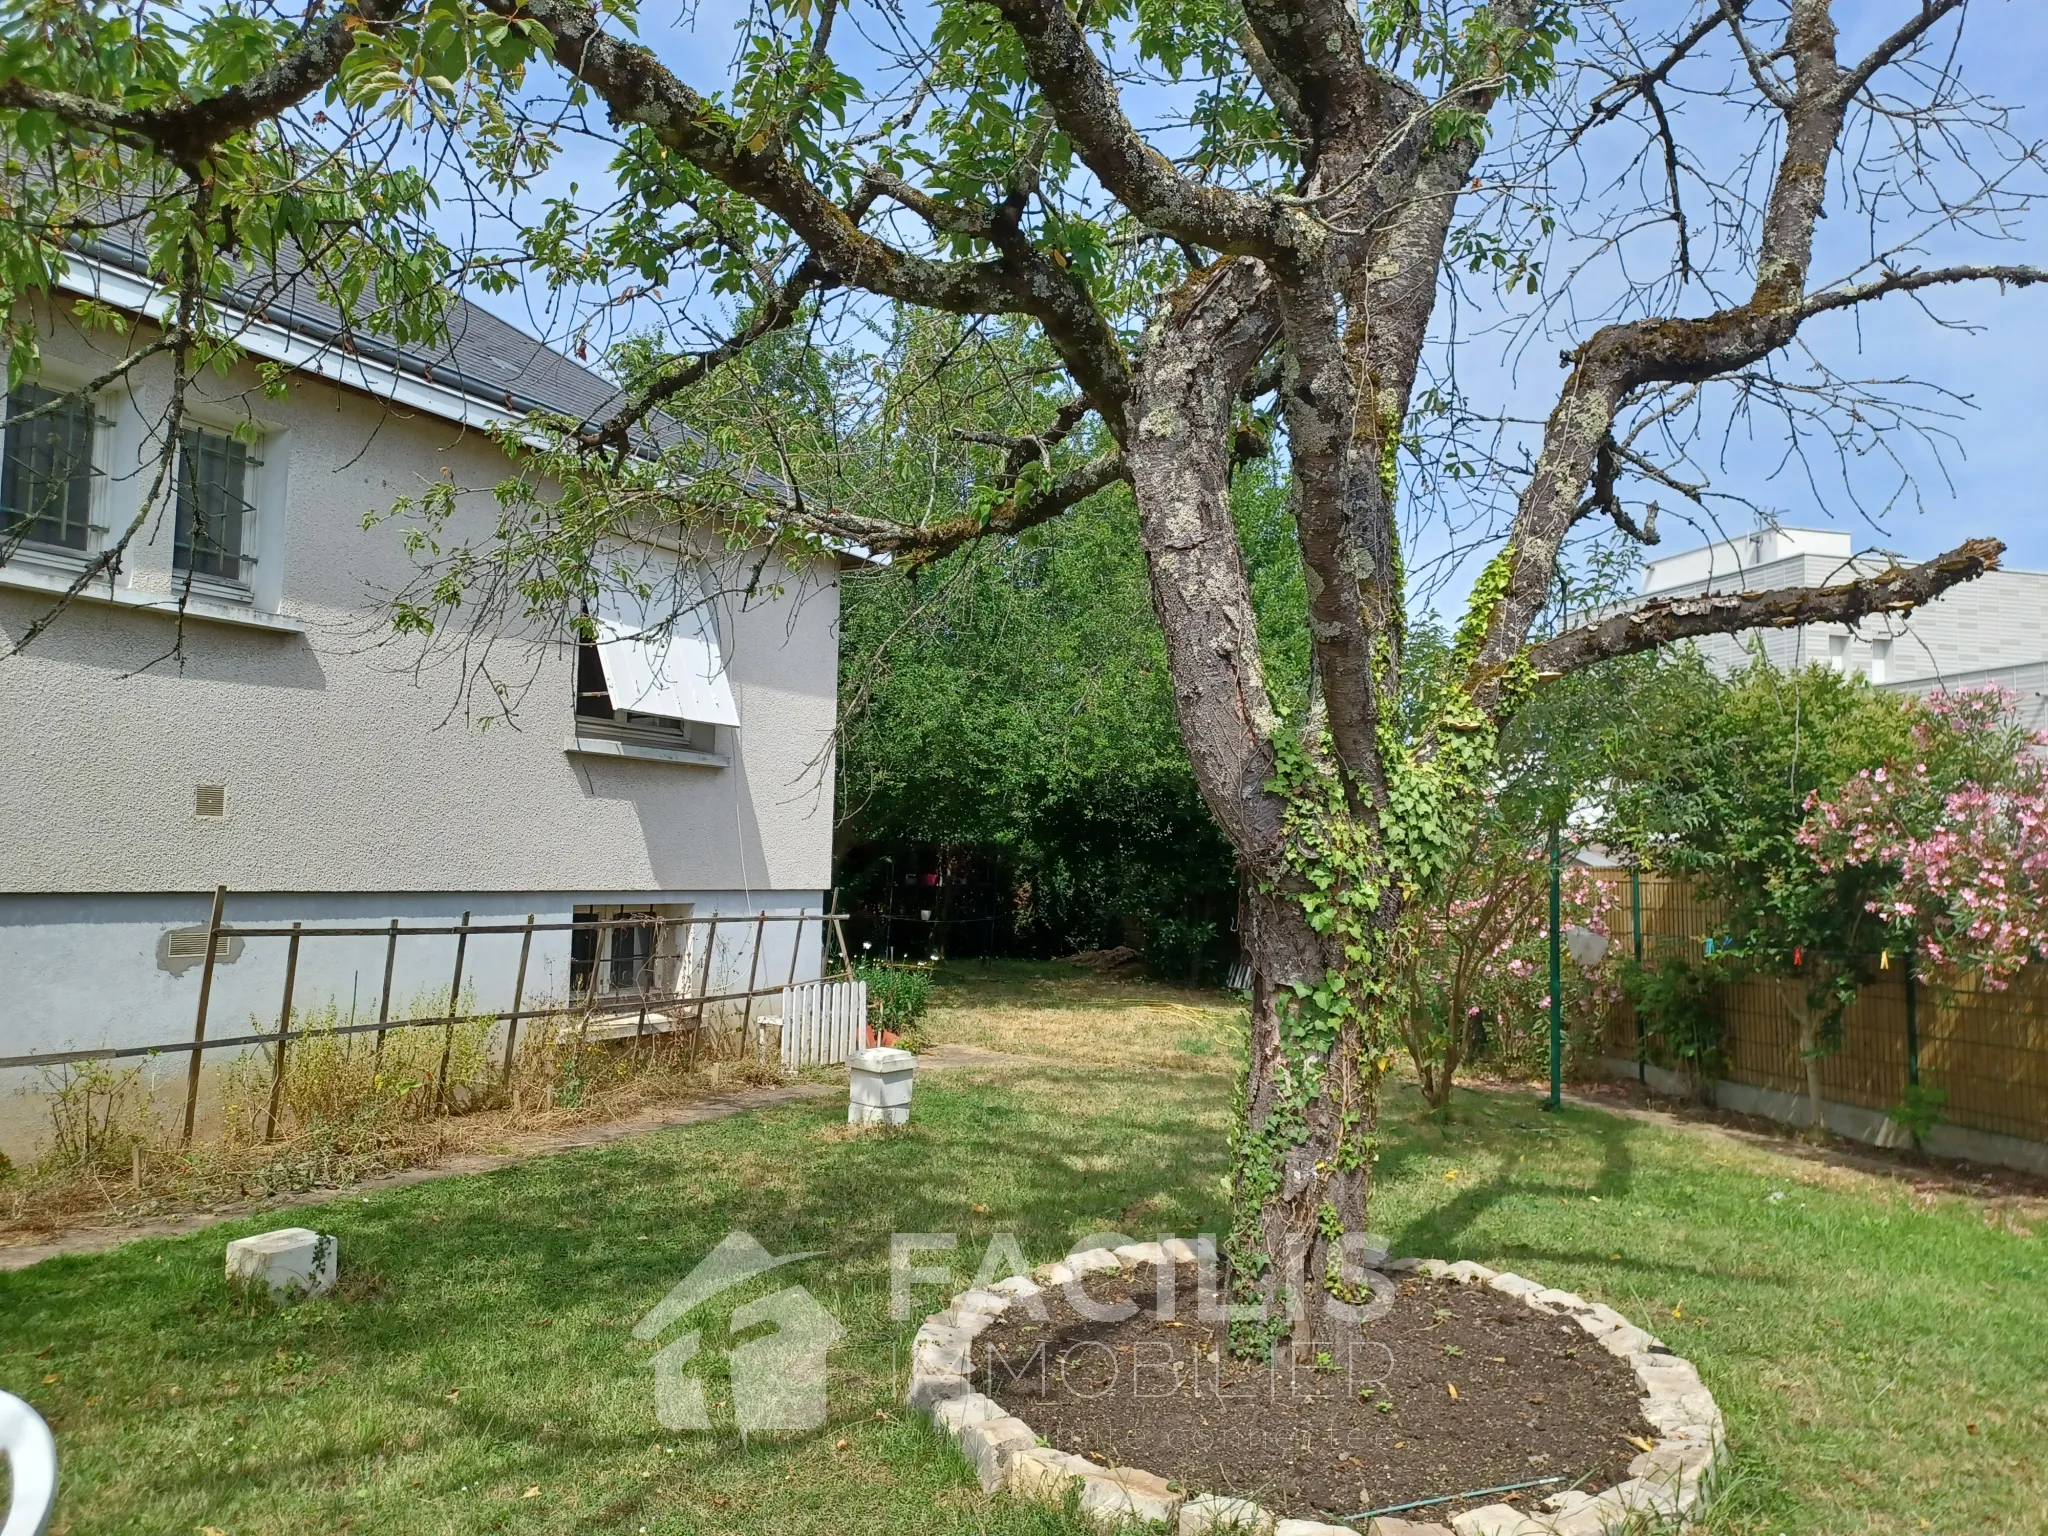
[1802,687,2048,988]
[1396,827,1620,1107]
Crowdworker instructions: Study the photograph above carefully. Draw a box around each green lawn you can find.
[2,969,2042,1535]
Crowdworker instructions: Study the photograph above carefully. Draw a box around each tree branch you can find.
[1526,536,2003,678]
[1718,0,1795,108]
[1838,0,1966,101]
[583,258,834,450]
[803,449,1130,565]
[1800,263,2048,319]
[979,0,1285,254]
[1571,3,1742,144]
[514,0,1135,435]
[0,1,406,164]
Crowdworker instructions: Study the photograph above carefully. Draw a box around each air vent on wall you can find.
[196,784,225,817]
[157,925,245,976]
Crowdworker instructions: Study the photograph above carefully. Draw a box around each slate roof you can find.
[76,222,694,453]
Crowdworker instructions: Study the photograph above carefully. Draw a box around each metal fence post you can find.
[372,918,399,1061]
[181,884,228,1146]
[1904,946,1921,1089]
[264,922,303,1143]
[740,912,768,1052]
[1631,865,1646,1084]
[434,912,470,1112]
[502,914,534,1086]
[1546,826,1562,1112]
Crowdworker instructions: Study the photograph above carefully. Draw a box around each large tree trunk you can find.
[1125,261,1394,1358]
[1232,888,1389,1356]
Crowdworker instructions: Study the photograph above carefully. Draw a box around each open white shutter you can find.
[591,563,742,727]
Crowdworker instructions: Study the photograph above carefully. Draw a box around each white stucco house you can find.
[0,240,845,1155]
[1629,525,2048,730]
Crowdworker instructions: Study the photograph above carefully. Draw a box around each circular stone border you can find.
[907,1240,1724,1536]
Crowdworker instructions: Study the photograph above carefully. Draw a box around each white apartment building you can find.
[1635,526,2048,730]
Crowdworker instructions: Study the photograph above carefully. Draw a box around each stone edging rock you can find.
[907,1242,1725,1536]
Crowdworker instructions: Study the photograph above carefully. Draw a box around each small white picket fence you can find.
[778,978,870,1070]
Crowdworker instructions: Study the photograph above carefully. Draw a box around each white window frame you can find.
[0,359,112,577]
[164,406,289,611]
[564,545,741,768]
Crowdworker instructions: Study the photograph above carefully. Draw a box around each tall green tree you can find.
[3,0,2031,1357]
[1598,655,1917,1128]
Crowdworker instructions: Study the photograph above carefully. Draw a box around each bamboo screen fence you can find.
[1584,872,2048,1149]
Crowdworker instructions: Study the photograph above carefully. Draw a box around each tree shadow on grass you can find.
[1374,1093,1790,1296]
[0,1064,1235,1526]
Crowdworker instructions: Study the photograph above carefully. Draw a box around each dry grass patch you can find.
[924,959,1243,1071]
[1,1007,790,1244]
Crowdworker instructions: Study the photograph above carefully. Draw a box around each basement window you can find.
[570,904,692,1000]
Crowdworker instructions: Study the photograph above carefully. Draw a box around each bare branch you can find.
[1719,0,1796,108]
[805,449,1130,566]
[584,259,834,450]
[1800,262,2048,319]
[1526,536,2004,678]
[1839,0,1967,102]
[1571,3,1741,144]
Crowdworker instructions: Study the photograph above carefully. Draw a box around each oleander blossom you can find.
[1802,687,2048,989]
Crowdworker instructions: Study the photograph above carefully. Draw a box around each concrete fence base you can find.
[1595,1057,2048,1178]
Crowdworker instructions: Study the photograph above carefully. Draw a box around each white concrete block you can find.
[848,1046,915,1125]
[224,1227,336,1300]
[1080,1467,1183,1527]
[906,1369,970,1409]
[961,1414,1037,1492]
[1365,1518,1455,1536]
[931,1391,1003,1432]
[1007,1445,1094,1500]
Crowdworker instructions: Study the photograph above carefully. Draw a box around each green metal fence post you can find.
[1631,866,1645,1084]
[1904,946,1920,1088]
[1547,824,1563,1111]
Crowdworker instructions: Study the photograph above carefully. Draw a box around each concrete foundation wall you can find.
[0,887,825,1162]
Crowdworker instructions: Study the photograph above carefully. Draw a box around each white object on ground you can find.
[225,1227,338,1300]
[848,1046,916,1126]
[0,1390,57,1536]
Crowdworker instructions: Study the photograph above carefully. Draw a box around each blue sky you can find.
[457,0,2048,608]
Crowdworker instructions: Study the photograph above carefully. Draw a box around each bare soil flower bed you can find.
[975,1266,1658,1523]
